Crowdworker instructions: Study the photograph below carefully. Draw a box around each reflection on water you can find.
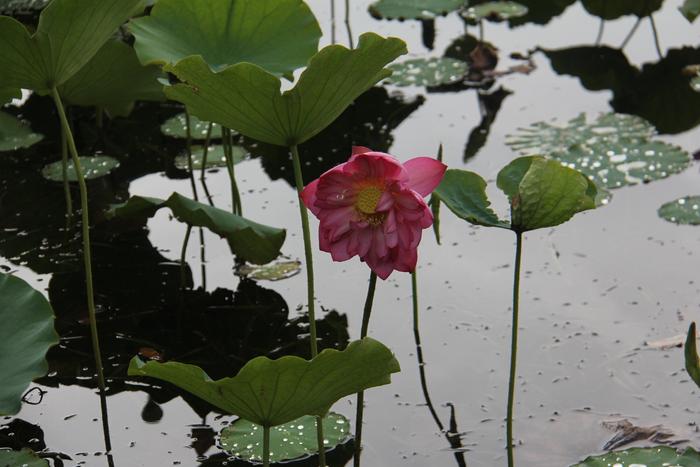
[2,0,700,466]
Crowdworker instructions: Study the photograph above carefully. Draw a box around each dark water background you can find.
[3,0,700,465]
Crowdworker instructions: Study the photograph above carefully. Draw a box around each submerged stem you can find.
[50,87,111,452]
[506,232,523,467]
[290,144,325,466]
[354,271,378,467]
[263,425,271,467]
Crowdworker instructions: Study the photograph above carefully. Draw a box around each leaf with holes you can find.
[0,111,43,152]
[42,156,120,182]
[658,196,700,225]
[173,145,246,171]
[128,337,400,427]
[106,192,285,264]
[0,0,146,93]
[220,413,350,462]
[573,446,700,466]
[368,0,465,20]
[386,57,467,87]
[460,1,528,21]
[161,113,222,140]
[129,0,321,77]
[0,273,59,415]
[164,33,407,146]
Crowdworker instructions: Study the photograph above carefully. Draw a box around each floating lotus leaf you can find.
[0,448,48,467]
[386,57,468,87]
[163,33,407,146]
[581,0,663,20]
[0,111,43,152]
[106,192,285,265]
[658,196,700,225]
[59,39,164,117]
[173,145,246,171]
[461,1,528,21]
[42,156,120,182]
[368,0,465,20]
[436,156,596,232]
[681,0,700,22]
[685,322,700,388]
[0,273,59,415]
[160,112,222,140]
[573,446,700,466]
[129,0,321,77]
[128,337,400,427]
[237,260,301,281]
[220,413,350,462]
[0,0,146,93]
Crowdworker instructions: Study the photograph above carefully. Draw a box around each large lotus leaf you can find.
[41,156,120,182]
[659,196,700,225]
[164,33,407,146]
[173,145,246,171]
[460,1,529,21]
[59,39,164,117]
[160,112,222,140]
[0,0,146,93]
[0,86,20,106]
[498,156,597,232]
[581,0,663,19]
[220,412,350,462]
[106,192,285,264]
[129,0,321,76]
[128,337,400,427]
[551,140,689,191]
[0,273,59,415]
[0,448,49,467]
[681,0,700,22]
[0,111,43,151]
[506,112,654,155]
[386,57,468,87]
[368,0,465,20]
[434,169,509,229]
[685,322,700,388]
[573,446,700,466]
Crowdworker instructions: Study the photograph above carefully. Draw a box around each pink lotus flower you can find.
[301,146,447,279]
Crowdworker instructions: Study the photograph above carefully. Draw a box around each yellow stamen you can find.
[357,186,382,214]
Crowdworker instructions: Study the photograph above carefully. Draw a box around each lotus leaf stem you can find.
[506,232,523,467]
[263,425,271,467]
[59,121,72,221]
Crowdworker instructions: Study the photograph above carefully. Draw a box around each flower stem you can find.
[506,232,523,467]
[354,271,378,467]
[263,425,271,467]
[50,87,111,452]
[290,144,325,466]
[59,121,72,222]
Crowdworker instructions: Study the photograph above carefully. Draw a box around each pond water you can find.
[2,1,700,466]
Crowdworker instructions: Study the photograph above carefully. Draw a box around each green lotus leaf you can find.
[0,111,43,152]
[0,273,59,415]
[368,0,465,20]
[685,322,700,388]
[0,86,20,106]
[386,57,468,87]
[129,0,321,77]
[498,156,597,231]
[434,169,509,229]
[581,0,663,20]
[220,412,350,462]
[173,145,246,171]
[128,337,400,427]
[42,156,120,182]
[681,0,700,22]
[0,0,147,93]
[0,448,49,467]
[164,33,407,146]
[460,1,528,21]
[658,196,700,225]
[59,39,164,117]
[161,112,222,140]
[106,192,285,264]
[237,260,301,281]
[573,446,700,466]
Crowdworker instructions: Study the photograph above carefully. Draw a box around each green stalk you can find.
[180,224,193,290]
[50,87,110,451]
[263,425,271,467]
[345,0,354,48]
[506,232,523,467]
[290,144,326,466]
[59,121,73,221]
[222,127,242,215]
[354,271,378,467]
[200,122,213,182]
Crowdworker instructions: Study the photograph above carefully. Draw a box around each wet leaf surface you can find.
[237,260,301,281]
[173,145,246,171]
[368,0,465,20]
[387,57,468,87]
[160,112,222,140]
[0,111,42,151]
[573,446,700,467]
[0,448,48,467]
[658,196,700,225]
[41,155,120,182]
[460,1,528,21]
